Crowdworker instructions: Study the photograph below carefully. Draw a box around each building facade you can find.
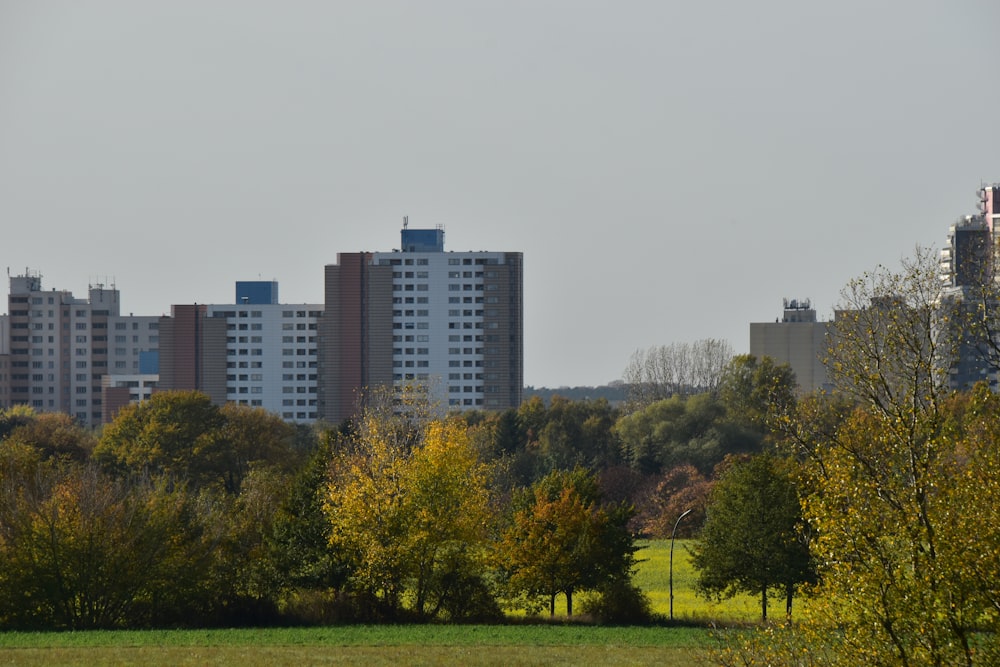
[318,226,523,423]
[749,298,831,394]
[1,272,160,426]
[157,282,323,422]
[936,184,1000,391]
[1,228,524,427]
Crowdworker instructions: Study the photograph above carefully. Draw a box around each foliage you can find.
[718,354,797,432]
[93,391,227,487]
[635,464,712,538]
[741,249,1000,665]
[534,397,621,471]
[825,246,954,415]
[692,453,814,622]
[786,388,1000,665]
[614,393,760,474]
[324,415,496,621]
[4,412,95,461]
[0,455,221,629]
[498,467,639,617]
[270,432,347,592]
[0,405,37,442]
[577,578,653,624]
[94,391,297,494]
[216,403,301,493]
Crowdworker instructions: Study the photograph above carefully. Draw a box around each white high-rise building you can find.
[319,224,523,423]
[205,282,322,421]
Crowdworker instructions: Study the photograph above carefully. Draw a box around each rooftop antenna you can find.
[403,215,408,229]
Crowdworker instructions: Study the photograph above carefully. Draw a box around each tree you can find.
[0,457,222,629]
[94,391,297,494]
[635,464,712,538]
[324,415,496,620]
[3,412,94,461]
[216,403,300,493]
[623,339,734,411]
[614,393,759,474]
[498,467,639,617]
[718,354,797,432]
[754,248,1000,665]
[94,390,226,487]
[692,453,814,622]
[536,397,620,471]
[824,247,955,418]
[788,388,1000,666]
[271,432,347,592]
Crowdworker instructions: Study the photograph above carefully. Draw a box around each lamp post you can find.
[669,508,693,622]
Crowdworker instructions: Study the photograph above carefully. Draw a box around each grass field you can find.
[634,538,764,623]
[0,539,761,666]
[0,626,722,666]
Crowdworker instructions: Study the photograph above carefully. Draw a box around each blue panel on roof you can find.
[235,281,279,304]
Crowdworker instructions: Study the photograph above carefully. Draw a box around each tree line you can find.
[0,344,792,630]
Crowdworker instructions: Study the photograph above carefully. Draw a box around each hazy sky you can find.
[2,2,999,388]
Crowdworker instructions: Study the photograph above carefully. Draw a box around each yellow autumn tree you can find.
[725,249,1000,666]
[325,414,497,621]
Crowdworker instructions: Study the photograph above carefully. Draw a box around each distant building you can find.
[937,184,1000,391]
[0,225,524,426]
[1,272,159,426]
[158,282,323,422]
[318,224,523,423]
[749,298,831,394]
[157,304,228,405]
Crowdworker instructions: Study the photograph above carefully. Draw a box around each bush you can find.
[578,580,652,624]
[438,574,504,623]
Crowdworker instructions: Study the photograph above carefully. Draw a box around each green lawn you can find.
[634,538,765,623]
[0,626,720,666]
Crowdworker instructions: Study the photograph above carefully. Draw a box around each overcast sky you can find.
[2,2,999,388]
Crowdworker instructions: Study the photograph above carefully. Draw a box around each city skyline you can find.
[2,2,999,388]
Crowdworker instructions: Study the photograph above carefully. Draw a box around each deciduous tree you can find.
[498,467,638,617]
[692,453,813,621]
[324,415,496,620]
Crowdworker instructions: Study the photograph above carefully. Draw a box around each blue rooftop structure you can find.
[401,226,445,252]
[236,281,279,305]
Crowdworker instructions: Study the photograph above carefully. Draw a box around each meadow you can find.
[0,540,763,666]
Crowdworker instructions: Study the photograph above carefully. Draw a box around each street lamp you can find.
[669,508,694,622]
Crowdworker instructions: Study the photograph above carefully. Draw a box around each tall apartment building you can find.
[2,227,522,426]
[157,304,228,404]
[157,282,323,421]
[936,184,1000,390]
[318,225,523,423]
[2,272,159,426]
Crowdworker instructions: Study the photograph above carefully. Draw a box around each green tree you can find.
[216,403,300,493]
[692,453,814,622]
[536,397,620,471]
[614,393,758,474]
[498,467,639,617]
[791,388,1000,666]
[0,457,221,629]
[94,390,226,487]
[718,354,797,432]
[94,391,297,494]
[3,412,94,461]
[271,432,346,592]
[751,248,1000,666]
